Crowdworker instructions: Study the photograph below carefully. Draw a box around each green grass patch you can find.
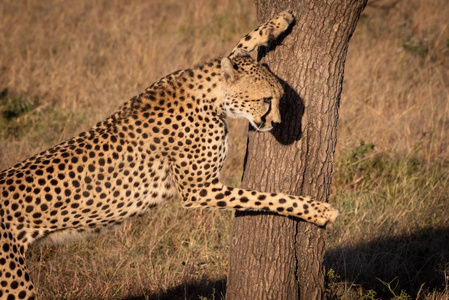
[326,141,449,299]
[0,88,39,120]
[0,87,92,149]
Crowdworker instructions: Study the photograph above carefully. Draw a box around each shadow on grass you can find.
[325,226,449,297]
[124,278,226,300]
[125,226,448,299]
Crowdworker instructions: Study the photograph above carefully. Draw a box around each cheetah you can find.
[0,11,339,299]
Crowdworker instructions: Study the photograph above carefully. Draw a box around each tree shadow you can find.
[325,226,449,297]
[124,277,226,300]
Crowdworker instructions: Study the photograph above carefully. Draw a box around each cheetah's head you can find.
[220,52,283,132]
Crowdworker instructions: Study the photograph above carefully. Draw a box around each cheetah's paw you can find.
[313,202,340,226]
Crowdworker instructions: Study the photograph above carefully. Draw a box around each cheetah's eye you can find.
[263,97,272,104]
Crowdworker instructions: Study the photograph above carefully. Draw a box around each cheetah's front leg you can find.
[229,10,295,57]
[181,181,339,226]
[0,227,35,299]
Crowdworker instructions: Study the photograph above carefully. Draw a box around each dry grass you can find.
[28,202,231,299]
[337,0,449,159]
[0,0,448,299]
[0,0,252,170]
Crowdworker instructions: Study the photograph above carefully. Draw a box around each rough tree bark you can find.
[226,1,367,299]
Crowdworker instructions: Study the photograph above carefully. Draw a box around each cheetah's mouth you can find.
[252,121,273,132]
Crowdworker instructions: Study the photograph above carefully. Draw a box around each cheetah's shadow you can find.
[124,277,226,300]
[247,76,304,145]
[272,77,304,145]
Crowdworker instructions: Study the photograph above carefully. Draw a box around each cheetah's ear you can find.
[221,57,239,83]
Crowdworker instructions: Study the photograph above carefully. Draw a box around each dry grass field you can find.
[0,0,448,299]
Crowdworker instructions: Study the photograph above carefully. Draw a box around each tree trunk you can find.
[226,1,367,299]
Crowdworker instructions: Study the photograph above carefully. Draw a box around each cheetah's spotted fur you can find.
[0,11,339,299]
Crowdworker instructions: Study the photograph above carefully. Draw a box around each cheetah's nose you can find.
[272,111,281,125]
